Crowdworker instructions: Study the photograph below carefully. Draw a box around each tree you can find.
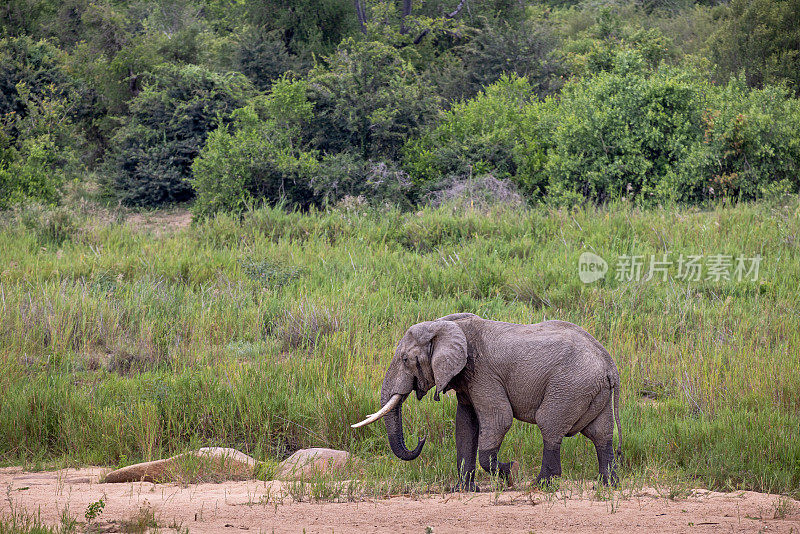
[305,39,440,161]
[105,64,253,206]
[707,0,800,94]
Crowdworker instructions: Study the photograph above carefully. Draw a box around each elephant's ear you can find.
[412,320,467,397]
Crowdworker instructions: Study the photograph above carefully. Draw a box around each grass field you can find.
[1,198,799,497]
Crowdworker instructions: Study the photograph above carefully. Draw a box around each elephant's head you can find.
[351,320,467,461]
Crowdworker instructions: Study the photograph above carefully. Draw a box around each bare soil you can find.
[2,467,798,533]
[123,208,192,235]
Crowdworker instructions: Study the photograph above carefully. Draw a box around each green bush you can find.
[235,28,302,91]
[105,64,253,207]
[192,75,417,218]
[403,75,548,196]
[683,79,800,200]
[0,36,73,121]
[191,78,319,219]
[544,53,709,203]
[543,52,800,204]
[428,17,564,103]
[311,153,414,207]
[305,39,440,161]
[0,37,84,208]
[0,133,62,209]
[707,0,800,94]
[404,48,800,206]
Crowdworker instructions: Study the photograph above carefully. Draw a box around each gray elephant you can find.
[352,313,622,490]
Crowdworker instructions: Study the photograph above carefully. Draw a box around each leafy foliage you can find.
[305,39,440,161]
[192,76,416,217]
[312,153,414,207]
[429,17,565,103]
[544,53,708,204]
[404,75,546,196]
[0,37,82,207]
[191,78,318,219]
[235,28,302,91]
[708,0,800,94]
[106,64,253,207]
[2,0,800,210]
[686,79,800,200]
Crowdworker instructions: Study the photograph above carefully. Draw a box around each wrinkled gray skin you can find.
[380,313,622,491]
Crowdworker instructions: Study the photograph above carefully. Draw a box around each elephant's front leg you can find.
[453,402,479,492]
[476,402,515,487]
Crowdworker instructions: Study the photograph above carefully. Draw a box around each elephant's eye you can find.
[402,354,408,364]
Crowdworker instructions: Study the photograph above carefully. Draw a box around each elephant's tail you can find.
[611,376,623,463]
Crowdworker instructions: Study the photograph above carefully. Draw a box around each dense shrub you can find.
[707,0,800,94]
[305,39,440,161]
[0,128,64,209]
[429,18,564,103]
[235,28,302,90]
[311,153,414,207]
[105,64,253,207]
[403,75,548,196]
[408,50,800,207]
[544,53,800,204]
[544,52,708,203]
[191,78,319,219]
[192,77,416,218]
[0,36,82,207]
[683,79,800,200]
[0,36,72,120]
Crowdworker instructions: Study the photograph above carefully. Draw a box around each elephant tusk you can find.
[351,394,403,428]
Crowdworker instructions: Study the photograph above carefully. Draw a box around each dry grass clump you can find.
[277,300,343,351]
[427,174,524,211]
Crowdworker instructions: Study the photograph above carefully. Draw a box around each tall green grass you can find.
[1,199,799,495]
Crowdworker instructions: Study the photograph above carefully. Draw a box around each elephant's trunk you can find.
[384,396,425,461]
[380,359,425,461]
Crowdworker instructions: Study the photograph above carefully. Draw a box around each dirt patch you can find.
[124,208,192,235]
[2,467,798,533]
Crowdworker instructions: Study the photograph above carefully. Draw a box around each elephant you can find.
[352,313,622,490]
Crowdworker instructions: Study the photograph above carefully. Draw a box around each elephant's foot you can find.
[599,470,619,487]
[536,441,562,488]
[487,461,517,489]
[534,472,560,488]
[478,448,516,488]
[595,441,619,487]
[452,479,480,492]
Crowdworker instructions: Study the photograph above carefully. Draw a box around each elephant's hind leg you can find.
[535,397,577,485]
[475,400,515,486]
[535,438,563,485]
[581,403,618,486]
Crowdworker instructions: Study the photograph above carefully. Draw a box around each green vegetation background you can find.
[1,0,800,498]
[1,200,799,495]
[2,0,800,210]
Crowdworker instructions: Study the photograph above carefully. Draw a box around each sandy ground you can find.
[2,467,799,533]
